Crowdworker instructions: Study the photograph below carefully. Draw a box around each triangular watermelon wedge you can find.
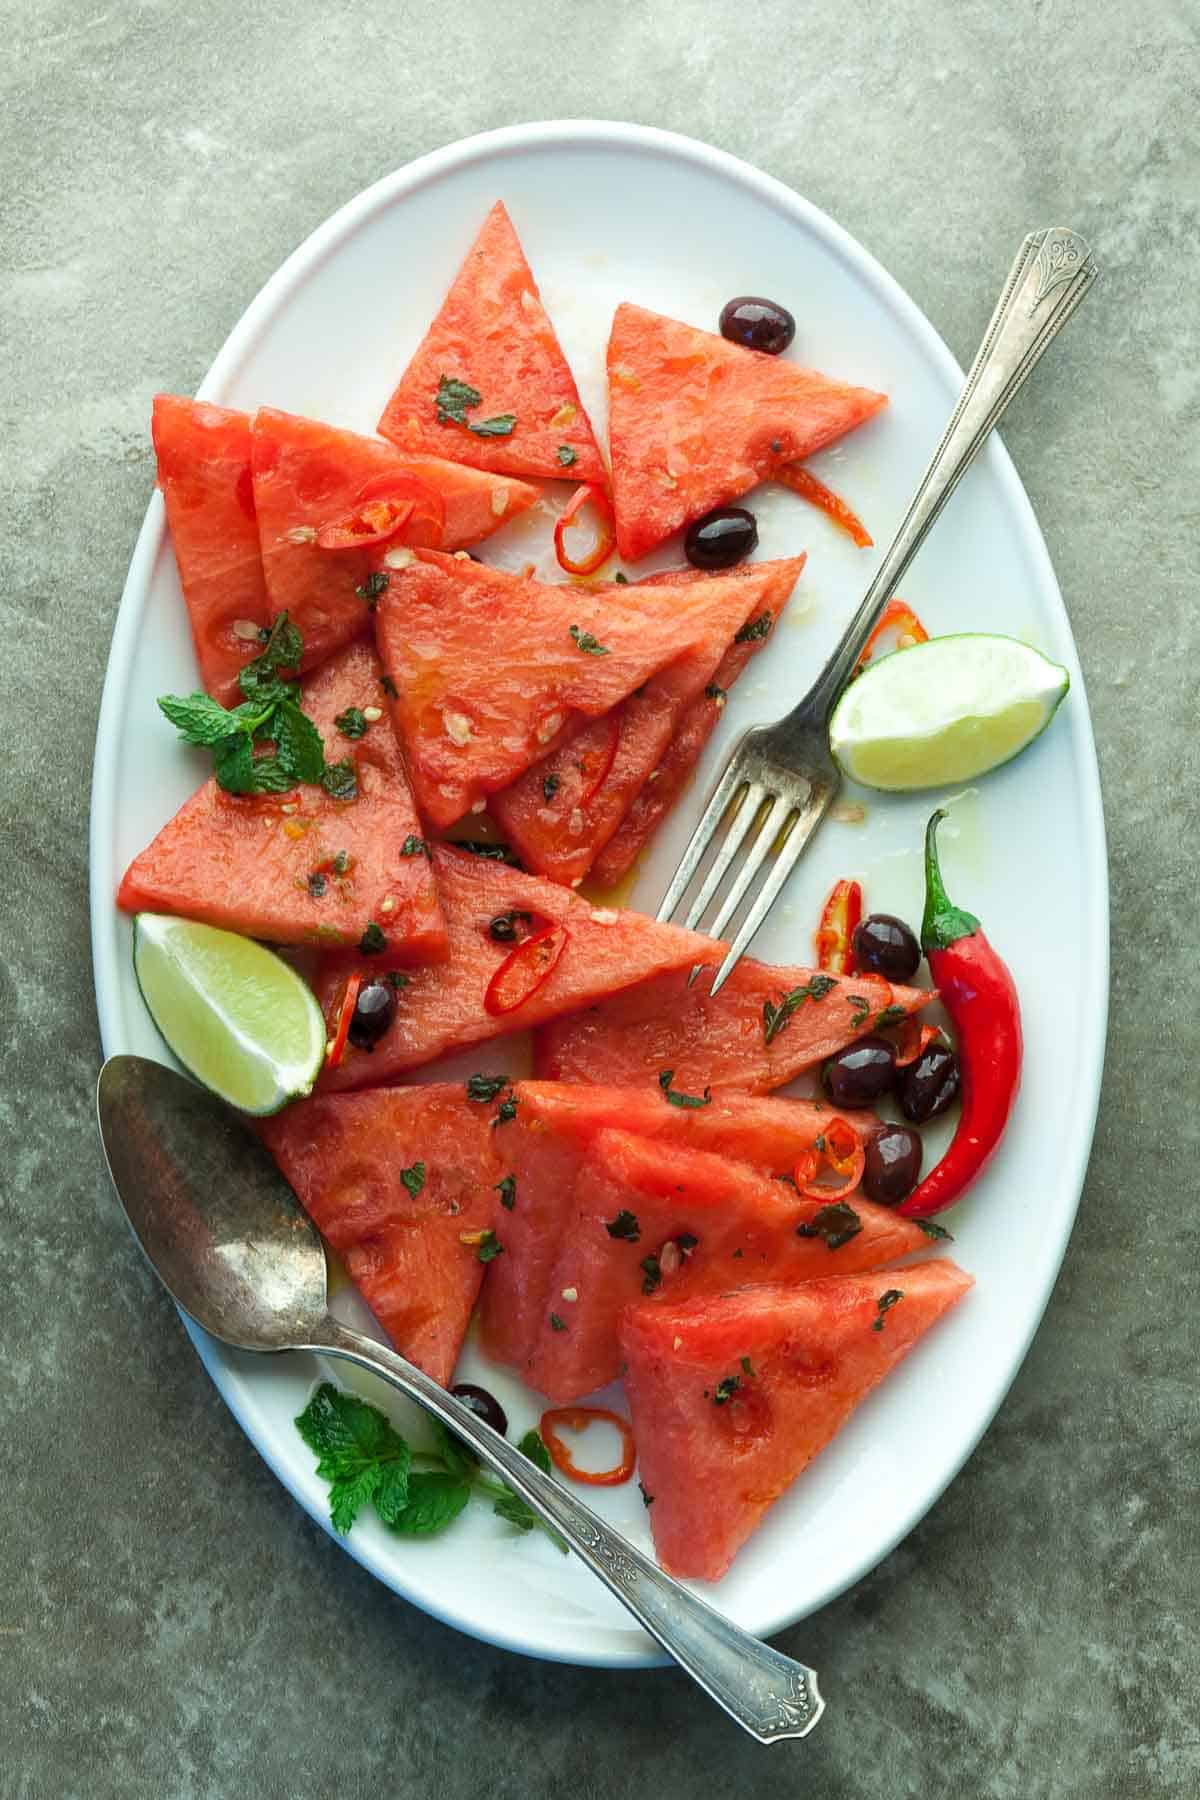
[621,1261,974,1579]
[314,843,720,1090]
[377,201,604,482]
[481,1079,881,1375]
[608,302,887,559]
[118,637,448,962]
[373,551,793,829]
[258,1085,499,1386]
[535,960,933,1092]
[490,558,804,885]
[483,1103,930,1400]
[152,396,271,706]
[250,406,539,677]
[592,601,781,889]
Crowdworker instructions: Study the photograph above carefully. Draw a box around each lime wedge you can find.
[829,633,1069,791]
[132,914,326,1115]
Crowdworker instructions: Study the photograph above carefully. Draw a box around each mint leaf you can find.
[557,445,577,467]
[796,1201,863,1251]
[335,706,369,739]
[321,758,358,802]
[158,692,241,747]
[734,612,773,644]
[435,375,482,424]
[518,1427,552,1475]
[475,1229,503,1263]
[658,1069,711,1109]
[872,1288,905,1331]
[495,1175,517,1210]
[386,1471,471,1536]
[295,1383,411,1535]
[469,414,516,438]
[273,701,326,784]
[466,1073,510,1103]
[488,1430,566,1551]
[401,836,429,857]
[359,921,386,954]
[762,975,838,1046]
[327,1463,385,1535]
[606,1209,640,1242]
[210,733,256,793]
[372,1457,415,1528]
[400,1161,425,1199]
[917,1219,953,1241]
[569,625,609,656]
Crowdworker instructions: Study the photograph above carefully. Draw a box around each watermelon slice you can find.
[377,201,604,483]
[373,551,793,829]
[314,843,720,1091]
[534,961,933,1092]
[489,1123,935,1404]
[607,303,887,560]
[258,1084,498,1386]
[490,558,804,885]
[621,1261,973,1579]
[591,609,780,889]
[479,1080,881,1376]
[118,638,447,961]
[151,396,271,706]
[250,407,539,677]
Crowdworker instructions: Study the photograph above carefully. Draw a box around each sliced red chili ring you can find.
[540,1406,636,1487]
[554,482,617,576]
[886,1018,942,1068]
[325,972,362,1070]
[814,878,863,975]
[777,463,873,548]
[854,598,929,672]
[316,473,445,551]
[794,1115,865,1199]
[483,922,569,1016]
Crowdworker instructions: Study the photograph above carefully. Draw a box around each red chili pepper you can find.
[897,811,1022,1218]
[483,922,569,1016]
[777,464,873,548]
[575,712,623,807]
[794,1114,865,1199]
[554,483,617,576]
[886,1017,942,1069]
[325,972,362,1070]
[316,473,445,550]
[814,878,863,974]
[854,598,928,672]
[540,1407,636,1487]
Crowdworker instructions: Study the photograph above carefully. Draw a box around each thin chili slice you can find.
[795,1114,866,1200]
[575,711,623,807]
[483,922,569,1016]
[554,483,617,576]
[854,598,929,673]
[540,1406,636,1487]
[316,474,445,551]
[814,878,863,975]
[777,464,873,547]
[325,972,362,1069]
[887,1017,942,1068]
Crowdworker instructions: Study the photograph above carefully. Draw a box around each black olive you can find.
[822,1035,897,1107]
[719,295,796,356]
[852,913,922,982]
[450,1382,508,1437]
[684,507,758,571]
[347,979,395,1050]
[862,1125,923,1206]
[899,1042,961,1124]
[489,913,518,943]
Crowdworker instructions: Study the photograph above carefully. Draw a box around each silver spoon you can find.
[96,1054,824,1745]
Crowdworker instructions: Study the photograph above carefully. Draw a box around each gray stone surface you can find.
[3,1,1198,1794]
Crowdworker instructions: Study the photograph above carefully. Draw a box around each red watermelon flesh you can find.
[314,843,720,1091]
[258,1085,498,1386]
[373,552,791,829]
[491,557,804,885]
[621,1261,974,1579]
[608,303,888,560]
[377,201,604,483]
[151,395,270,706]
[592,615,778,889]
[516,1128,936,1403]
[250,406,539,677]
[118,637,448,961]
[535,961,933,1093]
[478,1080,881,1375]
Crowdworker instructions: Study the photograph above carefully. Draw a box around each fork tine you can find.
[707,788,836,995]
[681,781,767,932]
[704,792,792,945]
[655,759,749,924]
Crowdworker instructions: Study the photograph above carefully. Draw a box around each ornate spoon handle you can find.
[313,1320,824,1746]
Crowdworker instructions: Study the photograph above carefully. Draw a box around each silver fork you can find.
[657,226,1098,994]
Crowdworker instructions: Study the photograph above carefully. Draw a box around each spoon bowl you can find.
[95,1053,824,1745]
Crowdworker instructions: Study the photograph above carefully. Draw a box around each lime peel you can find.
[132,914,326,1115]
[830,633,1069,792]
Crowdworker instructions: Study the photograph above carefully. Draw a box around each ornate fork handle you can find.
[314,1321,824,1745]
[804,226,1098,718]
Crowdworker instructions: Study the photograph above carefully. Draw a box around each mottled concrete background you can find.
[3,2,1198,1796]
